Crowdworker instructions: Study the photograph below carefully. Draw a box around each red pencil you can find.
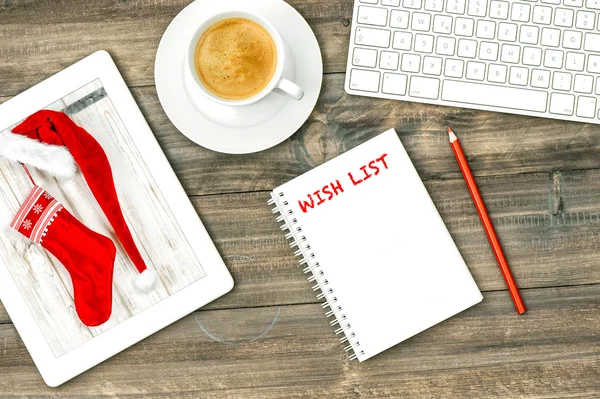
[448,127,526,315]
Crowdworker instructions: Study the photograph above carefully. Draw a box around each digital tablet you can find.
[0,51,234,387]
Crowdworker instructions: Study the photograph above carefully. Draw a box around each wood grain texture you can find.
[2,0,600,396]
[4,168,600,323]
[131,78,600,197]
[1,283,600,398]
[0,0,352,96]
[4,83,600,198]
[162,168,600,309]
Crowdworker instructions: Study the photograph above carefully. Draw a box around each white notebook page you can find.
[273,129,482,361]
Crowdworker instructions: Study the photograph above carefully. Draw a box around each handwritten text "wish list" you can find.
[297,153,389,213]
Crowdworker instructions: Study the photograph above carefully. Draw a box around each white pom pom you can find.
[0,208,24,242]
[0,131,76,179]
[136,269,158,292]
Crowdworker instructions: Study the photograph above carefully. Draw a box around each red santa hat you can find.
[2,110,157,291]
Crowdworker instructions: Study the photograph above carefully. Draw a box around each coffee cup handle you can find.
[276,78,304,101]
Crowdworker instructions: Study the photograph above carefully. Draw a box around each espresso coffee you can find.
[194,18,278,100]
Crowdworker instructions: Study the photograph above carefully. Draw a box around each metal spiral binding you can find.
[269,191,364,361]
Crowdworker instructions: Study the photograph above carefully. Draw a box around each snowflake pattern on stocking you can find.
[32,204,44,214]
[43,192,53,200]
[22,219,32,230]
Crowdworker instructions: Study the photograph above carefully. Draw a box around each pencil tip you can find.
[447,127,457,143]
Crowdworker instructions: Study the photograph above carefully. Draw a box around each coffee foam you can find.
[194,18,278,100]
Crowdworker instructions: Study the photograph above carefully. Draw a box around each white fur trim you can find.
[0,206,24,242]
[1,207,40,257]
[0,131,76,178]
[136,269,158,292]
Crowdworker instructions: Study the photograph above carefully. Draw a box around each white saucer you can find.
[155,0,323,154]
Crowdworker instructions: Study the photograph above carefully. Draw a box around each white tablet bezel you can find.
[0,51,234,387]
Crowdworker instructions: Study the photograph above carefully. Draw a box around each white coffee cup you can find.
[185,11,304,106]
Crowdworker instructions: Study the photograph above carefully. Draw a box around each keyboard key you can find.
[352,47,378,67]
[380,51,400,70]
[587,54,600,73]
[466,61,486,80]
[564,0,584,6]
[382,0,400,5]
[393,31,413,50]
[510,66,529,85]
[359,0,379,3]
[549,93,575,115]
[403,0,422,9]
[409,76,440,99]
[357,6,388,26]
[433,14,453,34]
[355,27,391,48]
[576,10,596,29]
[414,34,435,53]
[445,59,465,77]
[457,39,477,58]
[531,69,551,88]
[544,49,564,68]
[401,53,421,72]
[519,25,539,44]
[488,63,508,83]
[587,0,600,9]
[541,28,561,47]
[446,0,467,14]
[436,36,457,55]
[576,96,596,118]
[423,56,443,75]
[480,41,500,61]
[349,69,381,92]
[583,33,600,52]
[412,13,432,31]
[541,0,561,3]
[554,8,575,27]
[552,71,572,90]
[476,20,496,39]
[532,5,552,24]
[511,3,532,22]
[498,22,518,41]
[468,0,488,16]
[565,52,585,71]
[574,74,594,93]
[490,1,510,19]
[390,10,410,29]
[597,77,600,94]
[501,44,521,63]
[424,0,444,11]
[455,17,475,36]
[563,30,583,49]
[523,47,542,66]
[442,80,548,112]
[382,73,408,95]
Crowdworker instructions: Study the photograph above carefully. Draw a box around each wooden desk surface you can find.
[2,1,600,397]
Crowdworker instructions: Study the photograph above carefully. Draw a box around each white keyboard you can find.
[345,0,600,124]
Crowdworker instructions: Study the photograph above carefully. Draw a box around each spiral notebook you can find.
[269,129,482,361]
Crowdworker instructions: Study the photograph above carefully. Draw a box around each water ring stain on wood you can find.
[194,307,280,345]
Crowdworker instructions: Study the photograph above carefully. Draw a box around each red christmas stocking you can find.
[12,110,157,289]
[10,184,116,327]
